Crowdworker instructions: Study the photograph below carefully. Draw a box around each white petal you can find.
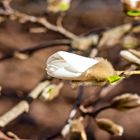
[57,51,99,72]
[120,50,140,65]
[46,51,99,80]
[47,66,81,80]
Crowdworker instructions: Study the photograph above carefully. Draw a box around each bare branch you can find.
[0,81,50,127]
[0,39,71,61]
[46,86,84,140]
[0,0,78,40]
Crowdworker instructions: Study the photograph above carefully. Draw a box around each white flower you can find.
[46,51,115,82]
[46,51,99,80]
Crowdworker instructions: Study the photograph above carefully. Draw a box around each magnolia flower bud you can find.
[39,83,63,101]
[122,0,140,16]
[120,50,140,65]
[46,51,115,82]
[110,93,140,111]
[69,118,87,140]
[122,35,139,49]
[46,0,71,13]
[71,36,98,51]
[96,118,124,136]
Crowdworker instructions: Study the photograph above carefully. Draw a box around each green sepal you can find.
[47,87,54,95]
[107,75,121,84]
[58,2,70,12]
[126,10,140,17]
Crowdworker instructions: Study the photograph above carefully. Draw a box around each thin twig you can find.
[46,86,84,140]
[1,0,140,52]
[7,131,21,140]
[117,70,140,77]
[0,81,50,127]
[56,13,66,27]
[37,18,79,40]
[0,0,79,41]
[0,39,71,61]
[1,0,140,53]
[97,21,140,50]
[81,105,110,118]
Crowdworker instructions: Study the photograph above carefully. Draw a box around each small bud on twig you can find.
[72,36,98,51]
[29,27,47,33]
[39,82,63,101]
[122,35,139,49]
[69,117,87,140]
[46,0,72,13]
[110,93,140,111]
[122,0,140,16]
[96,118,124,136]
[14,52,29,60]
[120,50,140,65]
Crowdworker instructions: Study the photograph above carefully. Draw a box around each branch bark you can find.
[0,81,50,127]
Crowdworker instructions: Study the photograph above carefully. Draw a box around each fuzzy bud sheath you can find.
[46,51,115,83]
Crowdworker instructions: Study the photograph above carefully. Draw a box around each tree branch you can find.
[0,0,79,41]
[46,86,84,140]
[0,39,71,61]
[0,81,50,128]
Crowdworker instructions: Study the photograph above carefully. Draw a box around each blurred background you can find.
[0,0,140,140]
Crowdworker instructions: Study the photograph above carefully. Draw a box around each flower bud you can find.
[69,118,87,140]
[111,93,140,111]
[46,0,71,13]
[96,118,124,136]
[122,0,140,16]
[46,51,115,83]
[14,52,29,60]
[120,50,140,65]
[39,83,63,101]
[122,35,139,49]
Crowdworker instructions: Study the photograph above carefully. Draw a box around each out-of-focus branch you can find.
[80,105,110,118]
[0,81,50,128]
[0,130,21,140]
[117,70,140,77]
[0,79,64,129]
[0,0,78,41]
[37,17,79,40]
[120,49,140,65]
[0,39,71,61]
[97,21,140,50]
[7,131,21,140]
[81,92,140,118]
[1,0,140,53]
[61,86,84,137]
[46,86,84,140]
